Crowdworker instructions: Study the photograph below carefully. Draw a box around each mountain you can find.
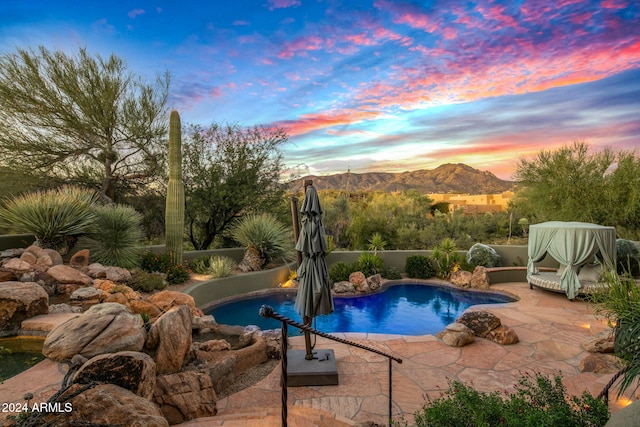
[290,163,514,194]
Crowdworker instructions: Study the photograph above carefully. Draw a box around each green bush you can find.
[139,251,190,284]
[466,243,502,268]
[85,204,144,268]
[382,266,402,280]
[231,213,294,266]
[616,239,640,276]
[329,261,356,283]
[405,255,436,279]
[128,269,167,293]
[409,372,609,427]
[431,238,463,279]
[206,255,236,278]
[190,255,212,274]
[0,186,99,252]
[356,252,384,277]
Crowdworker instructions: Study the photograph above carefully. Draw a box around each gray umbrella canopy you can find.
[294,185,334,318]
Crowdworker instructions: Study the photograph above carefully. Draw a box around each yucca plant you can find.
[231,213,293,272]
[367,232,387,256]
[206,255,237,278]
[0,186,100,252]
[85,204,144,268]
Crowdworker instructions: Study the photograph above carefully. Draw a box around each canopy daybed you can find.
[526,221,616,299]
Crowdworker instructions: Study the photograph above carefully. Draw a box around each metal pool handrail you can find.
[259,304,403,427]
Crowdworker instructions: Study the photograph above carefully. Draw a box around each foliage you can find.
[356,252,384,277]
[405,255,436,279]
[466,243,502,268]
[408,372,609,427]
[182,122,287,250]
[431,238,463,279]
[0,186,100,252]
[139,251,190,284]
[165,110,185,265]
[0,46,169,202]
[127,269,167,293]
[85,204,144,268]
[616,239,640,276]
[382,266,402,280]
[231,213,294,266]
[368,232,387,255]
[329,261,357,283]
[590,271,640,397]
[190,255,212,274]
[206,255,237,278]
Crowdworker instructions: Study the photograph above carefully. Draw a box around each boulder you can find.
[457,311,501,338]
[349,271,367,292]
[333,281,355,293]
[0,281,49,337]
[43,248,64,266]
[3,258,33,274]
[0,270,18,282]
[486,325,519,345]
[154,370,217,425]
[470,266,490,289]
[147,290,203,317]
[579,353,624,374]
[367,274,382,291]
[194,339,232,352]
[69,249,91,268]
[582,329,615,353]
[70,287,102,302]
[47,264,92,286]
[450,270,472,288]
[43,302,146,361]
[129,299,163,320]
[20,270,57,295]
[40,383,168,427]
[146,305,192,374]
[49,303,83,314]
[437,322,475,347]
[73,351,157,399]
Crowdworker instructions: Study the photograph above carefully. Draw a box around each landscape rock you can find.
[579,353,624,374]
[0,248,24,259]
[457,310,501,338]
[43,248,64,266]
[43,302,146,361]
[367,274,382,291]
[0,281,49,337]
[47,264,92,286]
[332,281,355,293]
[128,299,163,320]
[20,270,57,295]
[70,286,103,301]
[349,271,367,292]
[0,270,18,282]
[2,258,33,274]
[470,266,490,289]
[154,370,217,425]
[69,249,91,268]
[582,329,615,353]
[437,322,475,347]
[147,290,204,317]
[147,305,192,374]
[485,325,519,345]
[194,339,232,352]
[73,351,157,399]
[40,383,168,427]
[49,303,83,314]
[450,270,472,288]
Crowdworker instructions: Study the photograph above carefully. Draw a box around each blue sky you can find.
[1,0,639,180]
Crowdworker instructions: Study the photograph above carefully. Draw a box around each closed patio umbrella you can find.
[294,183,334,359]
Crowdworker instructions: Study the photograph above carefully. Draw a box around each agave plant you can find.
[85,204,144,268]
[231,213,293,272]
[0,186,100,252]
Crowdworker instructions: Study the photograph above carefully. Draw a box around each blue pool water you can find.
[205,284,515,336]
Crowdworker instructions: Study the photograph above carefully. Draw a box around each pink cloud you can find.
[128,9,145,19]
[278,35,323,58]
[274,109,383,136]
[267,0,301,11]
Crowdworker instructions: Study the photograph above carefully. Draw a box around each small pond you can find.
[0,336,46,381]
[205,283,516,336]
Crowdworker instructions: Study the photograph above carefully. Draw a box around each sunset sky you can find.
[1,0,639,180]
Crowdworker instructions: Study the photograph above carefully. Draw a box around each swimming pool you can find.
[205,283,516,336]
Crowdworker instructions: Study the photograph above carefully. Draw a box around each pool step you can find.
[176,405,357,426]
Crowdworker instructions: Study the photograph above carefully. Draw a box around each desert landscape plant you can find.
[231,213,293,272]
[165,109,185,265]
[206,255,237,278]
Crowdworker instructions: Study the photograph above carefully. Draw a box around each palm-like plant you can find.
[231,213,293,272]
[367,232,387,256]
[0,186,100,252]
[85,204,144,268]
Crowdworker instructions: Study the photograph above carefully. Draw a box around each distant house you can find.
[428,191,514,214]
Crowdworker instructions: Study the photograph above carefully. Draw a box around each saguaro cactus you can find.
[165,110,185,265]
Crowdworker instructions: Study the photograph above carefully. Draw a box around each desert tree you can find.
[0,46,169,202]
[182,122,288,250]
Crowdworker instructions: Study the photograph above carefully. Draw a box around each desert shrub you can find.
[405,255,436,279]
[139,251,190,284]
[431,238,463,279]
[466,243,502,268]
[409,372,609,427]
[190,255,212,274]
[128,269,167,293]
[382,266,402,280]
[0,186,99,252]
[231,213,294,267]
[207,255,236,278]
[616,239,640,276]
[329,261,357,283]
[85,204,144,268]
[356,252,384,277]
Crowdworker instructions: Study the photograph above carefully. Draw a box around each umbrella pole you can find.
[303,315,315,359]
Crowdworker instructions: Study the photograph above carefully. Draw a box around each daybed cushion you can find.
[578,263,604,282]
[529,272,606,296]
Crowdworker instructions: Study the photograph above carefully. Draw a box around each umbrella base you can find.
[286,349,338,386]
